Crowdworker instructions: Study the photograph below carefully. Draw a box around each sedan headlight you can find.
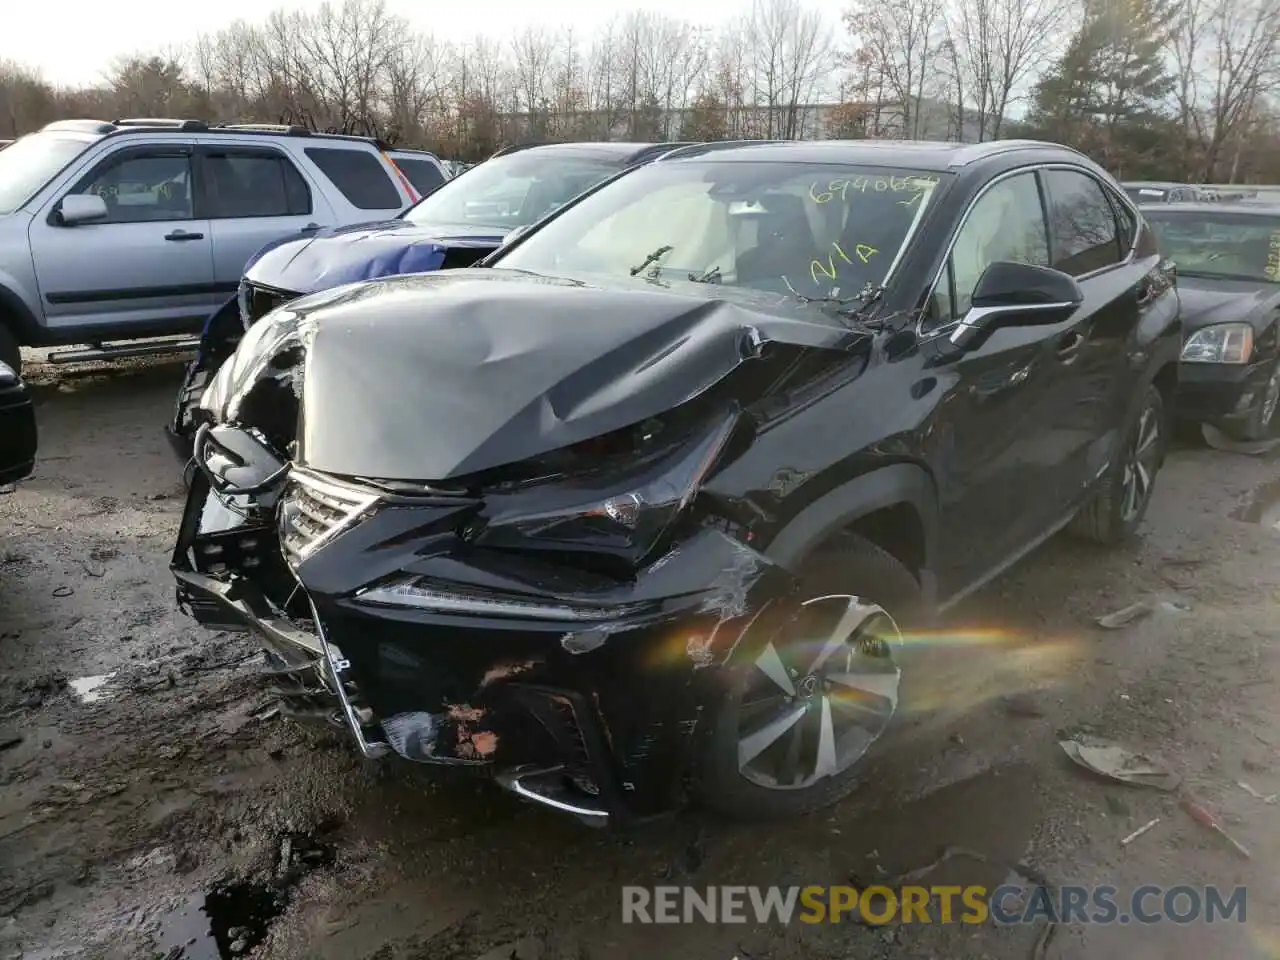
[1182,323,1253,364]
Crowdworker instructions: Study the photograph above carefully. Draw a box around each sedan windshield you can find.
[402,152,623,231]
[1146,212,1280,283]
[0,133,93,215]
[493,161,946,299]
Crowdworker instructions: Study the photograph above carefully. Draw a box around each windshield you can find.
[1147,212,1280,283]
[402,152,623,231]
[493,161,945,299]
[0,133,93,215]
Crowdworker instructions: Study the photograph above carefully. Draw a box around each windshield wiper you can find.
[630,245,674,277]
[689,266,722,284]
[783,278,886,325]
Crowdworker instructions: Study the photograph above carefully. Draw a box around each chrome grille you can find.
[279,470,379,567]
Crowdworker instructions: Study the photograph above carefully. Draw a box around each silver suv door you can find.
[28,143,217,334]
[199,144,335,286]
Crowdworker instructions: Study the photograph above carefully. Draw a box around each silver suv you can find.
[0,119,424,373]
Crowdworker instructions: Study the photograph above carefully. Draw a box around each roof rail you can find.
[114,118,209,131]
[41,119,116,135]
[656,140,784,161]
[217,123,313,136]
[490,142,552,158]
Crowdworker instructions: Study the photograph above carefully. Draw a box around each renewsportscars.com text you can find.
[621,884,1247,926]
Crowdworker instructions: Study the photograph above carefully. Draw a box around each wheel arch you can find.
[761,462,940,605]
[0,280,40,345]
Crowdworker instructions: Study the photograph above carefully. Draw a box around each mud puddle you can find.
[155,833,337,959]
[1230,476,1280,530]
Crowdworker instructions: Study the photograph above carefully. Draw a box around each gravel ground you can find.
[1,350,1277,960]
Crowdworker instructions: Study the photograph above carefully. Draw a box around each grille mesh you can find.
[279,472,378,567]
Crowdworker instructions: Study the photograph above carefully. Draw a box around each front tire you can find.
[692,534,923,821]
[1227,356,1280,442]
[1070,384,1165,544]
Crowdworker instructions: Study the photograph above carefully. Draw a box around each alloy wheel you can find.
[735,595,902,791]
[1120,403,1160,523]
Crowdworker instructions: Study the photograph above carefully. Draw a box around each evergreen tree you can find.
[1027,0,1179,173]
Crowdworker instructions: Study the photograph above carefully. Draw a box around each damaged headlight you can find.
[1182,323,1253,364]
[468,409,740,565]
[354,410,740,617]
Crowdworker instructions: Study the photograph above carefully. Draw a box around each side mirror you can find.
[57,193,109,226]
[949,261,1083,352]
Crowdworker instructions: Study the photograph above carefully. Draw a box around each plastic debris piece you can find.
[1095,601,1154,629]
[1120,817,1161,846]
[1237,781,1277,804]
[1181,795,1251,859]
[1059,737,1181,791]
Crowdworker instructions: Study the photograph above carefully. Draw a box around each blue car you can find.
[166,140,692,461]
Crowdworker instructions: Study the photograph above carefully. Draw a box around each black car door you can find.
[918,168,1082,595]
[1038,167,1149,506]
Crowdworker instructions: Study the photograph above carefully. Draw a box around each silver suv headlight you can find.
[1181,322,1253,364]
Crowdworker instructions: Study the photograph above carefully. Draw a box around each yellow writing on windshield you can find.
[1268,231,1280,282]
[809,240,880,284]
[808,175,938,207]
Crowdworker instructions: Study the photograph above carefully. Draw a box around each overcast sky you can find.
[2,0,845,89]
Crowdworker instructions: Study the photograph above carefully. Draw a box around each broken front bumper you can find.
[172,468,797,825]
[1176,356,1276,430]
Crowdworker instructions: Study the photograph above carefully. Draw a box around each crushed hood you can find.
[243,220,507,295]
[1176,277,1280,332]
[202,269,864,481]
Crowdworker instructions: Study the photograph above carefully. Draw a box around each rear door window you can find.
[204,149,311,218]
[393,157,446,197]
[304,146,402,210]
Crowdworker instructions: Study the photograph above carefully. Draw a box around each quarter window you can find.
[393,157,446,197]
[72,151,193,223]
[941,171,1050,321]
[1045,170,1121,276]
[205,151,312,218]
[304,147,402,210]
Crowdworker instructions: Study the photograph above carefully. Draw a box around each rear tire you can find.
[1070,384,1165,544]
[692,533,923,821]
[0,324,19,376]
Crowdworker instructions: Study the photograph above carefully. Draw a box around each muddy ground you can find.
[1,351,1278,960]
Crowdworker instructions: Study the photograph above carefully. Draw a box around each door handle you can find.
[165,230,204,242]
[298,223,321,234]
[1056,330,1085,363]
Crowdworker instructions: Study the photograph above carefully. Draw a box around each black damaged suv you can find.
[172,140,1180,826]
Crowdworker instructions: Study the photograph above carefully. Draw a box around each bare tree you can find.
[1199,0,1280,179]
[943,0,1068,141]
[510,27,556,137]
[845,0,949,138]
